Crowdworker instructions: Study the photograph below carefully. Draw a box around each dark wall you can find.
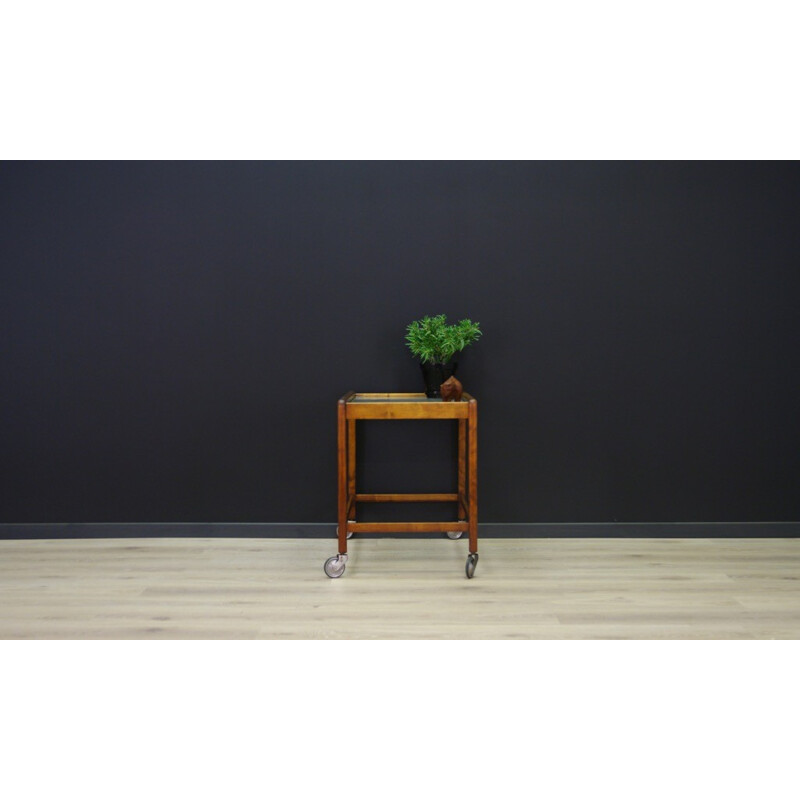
[2,161,799,524]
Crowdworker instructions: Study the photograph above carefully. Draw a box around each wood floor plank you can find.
[0,537,798,639]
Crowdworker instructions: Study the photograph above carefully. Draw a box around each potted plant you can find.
[405,314,482,398]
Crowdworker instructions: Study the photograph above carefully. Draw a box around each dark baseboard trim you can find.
[1,522,798,539]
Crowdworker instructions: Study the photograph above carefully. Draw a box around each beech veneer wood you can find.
[336,391,478,569]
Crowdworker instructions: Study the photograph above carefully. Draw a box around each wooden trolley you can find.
[323,392,479,579]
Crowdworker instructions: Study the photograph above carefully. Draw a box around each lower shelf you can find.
[346,521,470,534]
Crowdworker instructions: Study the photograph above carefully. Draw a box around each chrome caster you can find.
[445,530,463,540]
[336,525,354,540]
[465,552,479,579]
[324,554,348,579]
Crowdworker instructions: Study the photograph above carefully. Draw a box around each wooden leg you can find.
[348,419,356,518]
[458,418,466,521]
[337,400,348,555]
[468,399,478,554]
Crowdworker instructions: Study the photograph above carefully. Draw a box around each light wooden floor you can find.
[1,537,798,639]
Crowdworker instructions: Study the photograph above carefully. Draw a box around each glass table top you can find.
[349,393,465,403]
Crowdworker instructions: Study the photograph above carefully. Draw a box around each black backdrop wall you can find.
[2,161,799,527]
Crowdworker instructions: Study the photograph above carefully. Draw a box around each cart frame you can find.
[324,391,478,579]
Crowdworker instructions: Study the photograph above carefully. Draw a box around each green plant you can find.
[405,314,482,365]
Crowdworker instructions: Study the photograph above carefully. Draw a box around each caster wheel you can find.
[336,526,354,540]
[445,530,463,540]
[465,553,479,579]
[324,555,347,579]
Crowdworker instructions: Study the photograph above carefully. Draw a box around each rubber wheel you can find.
[445,531,463,540]
[324,556,346,579]
[465,553,479,579]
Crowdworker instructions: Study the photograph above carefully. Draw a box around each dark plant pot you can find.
[420,361,458,398]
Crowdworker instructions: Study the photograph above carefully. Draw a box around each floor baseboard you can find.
[1,522,798,539]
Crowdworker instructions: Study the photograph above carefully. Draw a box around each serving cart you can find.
[323,391,478,579]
